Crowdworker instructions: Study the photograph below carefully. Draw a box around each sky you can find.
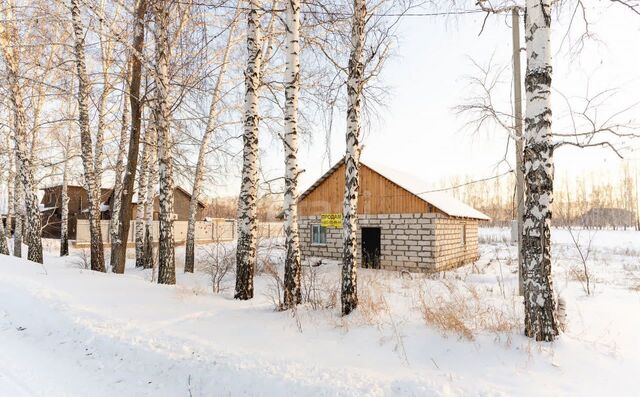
[255,1,640,197]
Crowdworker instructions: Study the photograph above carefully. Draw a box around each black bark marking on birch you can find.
[522,0,558,341]
[71,0,104,271]
[282,0,302,308]
[111,0,147,275]
[341,0,366,316]
[155,0,176,286]
[235,0,262,301]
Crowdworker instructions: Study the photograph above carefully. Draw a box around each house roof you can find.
[298,158,490,221]
[42,184,206,209]
[130,185,206,208]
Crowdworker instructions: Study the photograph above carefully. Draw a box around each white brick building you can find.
[297,160,490,272]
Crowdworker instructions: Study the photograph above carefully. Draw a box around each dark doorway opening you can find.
[361,227,381,269]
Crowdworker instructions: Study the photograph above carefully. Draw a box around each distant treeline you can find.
[443,163,640,230]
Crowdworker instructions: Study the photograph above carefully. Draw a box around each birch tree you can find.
[154,0,176,285]
[109,90,131,256]
[521,0,558,341]
[235,0,263,300]
[341,0,366,315]
[12,173,23,258]
[282,0,302,308]
[143,125,158,270]
[0,175,9,255]
[184,7,240,273]
[135,127,150,268]
[111,0,147,274]
[0,1,43,263]
[60,142,71,257]
[70,0,105,272]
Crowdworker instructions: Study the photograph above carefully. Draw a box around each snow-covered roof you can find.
[299,159,490,221]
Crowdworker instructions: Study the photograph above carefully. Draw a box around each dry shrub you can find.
[201,243,235,293]
[73,248,90,269]
[301,264,338,310]
[262,258,284,310]
[357,278,387,325]
[567,264,596,295]
[417,281,520,341]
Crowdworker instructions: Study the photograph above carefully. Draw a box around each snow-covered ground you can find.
[0,228,639,396]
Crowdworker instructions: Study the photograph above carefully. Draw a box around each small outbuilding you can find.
[297,160,490,272]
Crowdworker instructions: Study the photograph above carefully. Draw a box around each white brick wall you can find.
[299,213,480,273]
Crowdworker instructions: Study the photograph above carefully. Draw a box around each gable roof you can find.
[299,159,490,221]
[130,185,207,208]
[42,184,206,209]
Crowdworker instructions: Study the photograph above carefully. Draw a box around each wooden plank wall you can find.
[298,164,433,216]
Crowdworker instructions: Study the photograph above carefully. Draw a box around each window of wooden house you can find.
[461,223,467,246]
[311,224,327,245]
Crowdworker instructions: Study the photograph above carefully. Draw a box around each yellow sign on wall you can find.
[321,213,343,228]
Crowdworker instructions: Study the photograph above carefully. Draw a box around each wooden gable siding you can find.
[298,164,433,216]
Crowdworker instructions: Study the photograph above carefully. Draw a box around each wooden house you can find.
[297,160,490,272]
[40,184,206,240]
[40,185,113,239]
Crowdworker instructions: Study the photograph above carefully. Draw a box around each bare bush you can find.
[262,259,284,310]
[201,243,235,294]
[567,227,595,295]
[73,248,91,269]
[358,278,387,325]
[301,264,338,310]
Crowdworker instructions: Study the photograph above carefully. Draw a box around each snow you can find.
[0,229,639,396]
[363,160,491,220]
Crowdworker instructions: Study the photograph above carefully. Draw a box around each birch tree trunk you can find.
[0,214,8,256]
[0,2,43,263]
[0,177,9,255]
[109,92,130,255]
[522,0,558,342]
[154,0,176,285]
[70,0,105,272]
[12,175,23,258]
[135,128,150,268]
[94,0,114,189]
[144,125,158,270]
[110,0,147,274]
[143,129,158,269]
[60,150,70,257]
[7,147,14,240]
[184,9,240,273]
[235,0,262,300]
[282,0,302,308]
[341,0,366,316]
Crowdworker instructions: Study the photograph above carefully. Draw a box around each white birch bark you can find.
[0,215,8,256]
[110,0,147,274]
[135,128,150,268]
[60,149,70,257]
[235,0,262,301]
[0,2,43,263]
[154,0,176,285]
[6,146,14,239]
[70,0,105,272]
[0,177,9,255]
[341,0,366,316]
[12,173,23,258]
[144,126,158,270]
[522,0,558,341]
[184,8,240,273]
[282,0,302,308]
[109,93,130,252]
[94,0,114,189]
